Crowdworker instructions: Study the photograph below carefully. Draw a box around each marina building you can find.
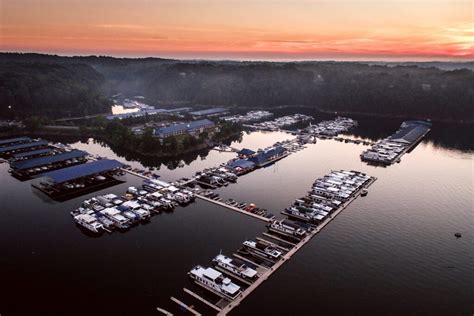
[153,119,216,139]
[248,146,287,167]
[189,107,228,118]
[106,107,192,120]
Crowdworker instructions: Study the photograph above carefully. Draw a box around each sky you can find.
[0,0,473,61]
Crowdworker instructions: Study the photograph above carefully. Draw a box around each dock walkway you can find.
[217,177,376,315]
[195,194,270,222]
[170,296,202,316]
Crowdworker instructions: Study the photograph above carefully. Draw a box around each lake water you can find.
[1,119,472,315]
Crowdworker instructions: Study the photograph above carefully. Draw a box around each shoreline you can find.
[0,126,242,160]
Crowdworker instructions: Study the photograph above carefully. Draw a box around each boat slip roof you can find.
[229,159,255,169]
[189,107,228,116]
[237,148,256,156]
[0,137,31,146]
[12,148,53,159]
[11,150,87,170]
[41,159,122,183]
[0,140,49,153]
[390,124,430,144]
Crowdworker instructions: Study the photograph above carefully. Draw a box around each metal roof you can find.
[229,159,255,169]
[12,148,53,159]
[154,119,215,136]
[0,140,49,153]
[166,107,192,113]
[0,137,31,146]
[189,108,228,116]
[106,108,168,120]
[237,148,256,156]
[41,159,122,183]
[248,146,286,165]
[389,121,431,144]
[11,150,87,170]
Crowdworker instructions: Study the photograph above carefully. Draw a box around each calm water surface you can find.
[1,122,472,315]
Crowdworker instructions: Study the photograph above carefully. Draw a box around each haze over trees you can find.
[0,53,472,122]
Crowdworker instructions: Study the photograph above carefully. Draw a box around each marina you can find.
[195,194,271,222]
[166,169,376,315]
[1,118,471,316]
[220,110,274,124]
[246,113,312,131]
[361,120,432,165]
[303,116,358,136]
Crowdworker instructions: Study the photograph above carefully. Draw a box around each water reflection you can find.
[30,116,472,175]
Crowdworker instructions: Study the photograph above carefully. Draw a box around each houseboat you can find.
[212,254,258,279]
[242,240,282,260]
[268,219,307,239]
[74,214,103,233]
[188,265,241,300]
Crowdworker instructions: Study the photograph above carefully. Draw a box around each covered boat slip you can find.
[12,148,53,160]
[0,136,32,147]
[33,159,124,201]
[10,150,88,180]
[0,140,49,157]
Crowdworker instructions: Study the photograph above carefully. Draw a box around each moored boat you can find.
[188,265,241,300]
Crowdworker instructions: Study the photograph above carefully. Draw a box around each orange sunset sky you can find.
[1,0,473,60]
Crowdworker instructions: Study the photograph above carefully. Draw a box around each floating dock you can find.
[361,120,432,165]
[195,194,270,222]
[169,172,376,315]
[217,176,376,315]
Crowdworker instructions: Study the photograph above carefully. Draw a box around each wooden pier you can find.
[121,168,155,180]
[233,253,269,271]
[195,194,270,222]
[170,296,202,315]
[183,288,223,312]
[175,177,377,315]
[216,177,376,315]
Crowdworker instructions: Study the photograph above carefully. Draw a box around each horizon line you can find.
[1,51,473,64]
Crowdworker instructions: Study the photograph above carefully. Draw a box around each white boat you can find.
[74,214,103,233]
[213,254,258,279]
[268,219,307,238]
[242,240,282,260]
[127,186,138,195]
[173,192,192,204]
[188,265,241,300]
[101,208,130,229]
[122,200,151,220]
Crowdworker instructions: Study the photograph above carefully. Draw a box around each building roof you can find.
[248,146,286,165]
[11,150,87,170]
[0,137,31,146]
[12,148,53,159]
[41,159,122,184]
[166,107,192,113]
[237,148,256,156]
[389,121,431,144]
[189,108,228,116]
[106,108,168,120]
[229,159,255,169]
[154,119,215,136]
[0,140,49,153]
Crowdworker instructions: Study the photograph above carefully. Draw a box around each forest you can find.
[0,53,472,122]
